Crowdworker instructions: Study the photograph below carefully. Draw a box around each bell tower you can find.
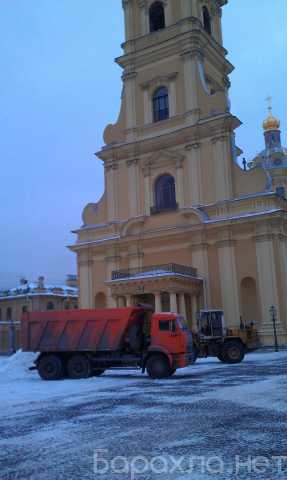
[100,0,240,216]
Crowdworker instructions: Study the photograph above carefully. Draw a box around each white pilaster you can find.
[78,252,93,309]
[186,143,202,205]
[217,239,240,328]
[182,52,200,124]
[191,243,211,307]
[106,163,119,221]
[127,159,140,217]
[212,135,233,201]
[255,234,285,342]
[124,71,137,140]
[176,159,185,208]
[143,166,152,215]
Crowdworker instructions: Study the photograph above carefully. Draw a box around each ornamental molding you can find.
[140,72,178,91]
[143,149,185,173]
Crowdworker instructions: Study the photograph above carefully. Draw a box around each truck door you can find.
[156,317,185,354]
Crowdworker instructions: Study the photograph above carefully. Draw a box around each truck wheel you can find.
[222,341,245,364]
[217,351,227,363]
[93,369,105,377]
[38,354,64,381]
[67,354,92,379]
[146,354,171,379]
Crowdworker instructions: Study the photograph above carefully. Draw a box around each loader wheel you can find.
[222,341,245,364]
[38,354,64,381]
[67,354,92,379]
[93,369,106,377]
[146,354,171,379]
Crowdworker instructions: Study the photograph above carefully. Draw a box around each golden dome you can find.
[263,102,280,131]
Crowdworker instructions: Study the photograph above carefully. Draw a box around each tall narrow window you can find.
[155,174,176,211]
[203,6,212,35]
[149,1,165,32]
[47,302,54,311]
[6,307,12,321]
[153,87,169,122]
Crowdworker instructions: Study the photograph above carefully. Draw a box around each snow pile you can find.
[0,350,37,380]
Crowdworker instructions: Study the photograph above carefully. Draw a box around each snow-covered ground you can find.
[1,351,287,479]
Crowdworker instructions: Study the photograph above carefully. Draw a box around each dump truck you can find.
[21,306,196,380]
[193,309,260,363]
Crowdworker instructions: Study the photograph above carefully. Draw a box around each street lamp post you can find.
[269,305,279,352]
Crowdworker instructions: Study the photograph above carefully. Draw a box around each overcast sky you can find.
[0,0,286,288]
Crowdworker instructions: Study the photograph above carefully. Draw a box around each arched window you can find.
[47,301,54,311]
[154,174,176,211]
[153,87,169,122]
[95,292,107,309]
[203,6,212,35]
[149,1,165,32]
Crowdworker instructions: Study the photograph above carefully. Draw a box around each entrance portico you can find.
[107,264,203,329]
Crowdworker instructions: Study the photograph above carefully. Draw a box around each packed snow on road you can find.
[1,350,287,480]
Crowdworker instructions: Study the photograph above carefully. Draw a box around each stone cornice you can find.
[97,113,240,162]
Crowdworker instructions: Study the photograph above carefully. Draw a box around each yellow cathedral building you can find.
[70,0,287,346]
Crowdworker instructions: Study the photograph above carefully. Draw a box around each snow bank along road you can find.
[0,351,287,480]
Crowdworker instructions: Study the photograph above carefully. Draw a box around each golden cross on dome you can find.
[266,95,273,114]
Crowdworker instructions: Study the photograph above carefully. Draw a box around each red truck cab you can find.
[21,306,196,380]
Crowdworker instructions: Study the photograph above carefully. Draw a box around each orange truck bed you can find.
[21,307,143,353]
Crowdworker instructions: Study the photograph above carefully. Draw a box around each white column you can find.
[127,159,140,217]
[217,240,240,328]
[126,295,133,307]
[107,296,117,308]
[211,136,233,201]
[179,293,187,319]
[170,292,178,313]
[155,293,162,313]
[191,243,211,307]
[176,159,185,208]
[182,52,200,124]
[185,143,202,205]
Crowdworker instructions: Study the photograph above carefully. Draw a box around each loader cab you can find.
[151,313,190,354]
[197,310,226,338]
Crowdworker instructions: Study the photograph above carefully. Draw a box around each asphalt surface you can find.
[1,352,287,480]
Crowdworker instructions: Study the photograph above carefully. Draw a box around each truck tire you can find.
[146,354,171,379]
[38,354,64,381]
[222,341,245,364]
[217,351,227,363]
[67,354,92,379]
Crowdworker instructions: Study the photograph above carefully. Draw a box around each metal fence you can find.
[112,263,197,280]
